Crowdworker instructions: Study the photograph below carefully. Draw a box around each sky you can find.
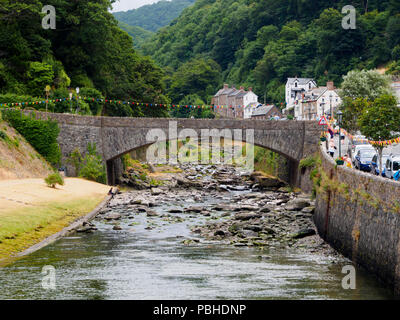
[111,0,162,12]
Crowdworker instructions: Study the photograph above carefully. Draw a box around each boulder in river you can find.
[151,187,163,195]
[234,212,262,221]
[290,228,316,239]
[146,210,159,217]
[250,171,286,189]
[285,198,311,211]
[104,212,122,220]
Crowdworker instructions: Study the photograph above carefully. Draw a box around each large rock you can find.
[290,228,316,239]
[285,198,311,211]
[104,212,121,220]
[234,212,262,221]
[151,187,163,195]
[250,171,286,189]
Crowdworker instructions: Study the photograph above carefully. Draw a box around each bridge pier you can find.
[106,158,123,186]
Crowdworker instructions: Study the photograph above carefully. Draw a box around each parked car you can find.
[351,144,375,165]
[354,149,376,171]
[385,155,400,179]
[348,137,369,160]
[370,154,389,176]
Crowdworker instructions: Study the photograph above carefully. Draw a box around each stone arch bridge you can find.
[23,111,320,186]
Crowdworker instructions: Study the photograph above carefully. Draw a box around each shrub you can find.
[45,172,64,188]
[2,110,61,165]
[299,156,317,169]
[78,143,106,184]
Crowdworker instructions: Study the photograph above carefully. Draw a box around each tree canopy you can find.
[141,0,400,106]
[0,0,169,117]
[113,0,196,32]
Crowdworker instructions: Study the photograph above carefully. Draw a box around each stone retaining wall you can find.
[314,144,400,294]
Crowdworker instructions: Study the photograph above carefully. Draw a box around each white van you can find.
[385,155,400,179]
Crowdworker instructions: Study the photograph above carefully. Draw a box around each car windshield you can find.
[360,151,375,158]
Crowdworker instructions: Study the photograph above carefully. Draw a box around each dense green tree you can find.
[141,1,400,105]
[358,94,400,176]
[339,69,392,100]
[0,0,168,118]
[168,58,221,103]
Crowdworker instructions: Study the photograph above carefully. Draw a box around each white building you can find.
[300,82,342,120]
[283,77,317,118]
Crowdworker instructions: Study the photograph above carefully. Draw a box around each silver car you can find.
[351,144,375,165]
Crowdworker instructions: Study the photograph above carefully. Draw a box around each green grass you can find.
[0,197,105,263]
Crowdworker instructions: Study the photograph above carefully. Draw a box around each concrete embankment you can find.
[314,144,400,294]
[0,178,110,264]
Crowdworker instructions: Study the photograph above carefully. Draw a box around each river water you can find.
[0,185,395,300]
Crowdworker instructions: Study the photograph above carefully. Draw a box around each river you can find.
[0,165,395,300]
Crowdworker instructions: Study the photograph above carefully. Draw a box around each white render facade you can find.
[299,82,342,120]
[284,77,317,118]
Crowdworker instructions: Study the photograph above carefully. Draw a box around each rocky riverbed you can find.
[92,164,342,258]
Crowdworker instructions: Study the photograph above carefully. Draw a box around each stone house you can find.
[212,84,258,118]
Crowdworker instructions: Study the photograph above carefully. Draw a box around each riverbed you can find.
[0,165,395,299]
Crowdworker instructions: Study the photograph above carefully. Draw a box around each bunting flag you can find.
[0,96,289,111]
[326,117,400,147]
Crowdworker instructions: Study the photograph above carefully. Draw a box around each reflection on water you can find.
[0,193,395,300]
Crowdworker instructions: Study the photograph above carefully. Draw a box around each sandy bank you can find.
[0,178,110,263]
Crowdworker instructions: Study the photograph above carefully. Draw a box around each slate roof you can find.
[251,105,276,117]
[287,78,315,85]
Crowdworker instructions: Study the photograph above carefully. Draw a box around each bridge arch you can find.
[22,111,320,187]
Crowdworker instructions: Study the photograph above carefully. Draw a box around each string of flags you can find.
[0,96,287,110]
[325,117,400,147]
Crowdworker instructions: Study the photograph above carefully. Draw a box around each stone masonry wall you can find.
[23,111,320,186]
[314,144,400,294]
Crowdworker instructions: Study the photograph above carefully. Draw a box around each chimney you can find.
[248,87,253,92]
[327,81,334,91]
[224,83,229,89]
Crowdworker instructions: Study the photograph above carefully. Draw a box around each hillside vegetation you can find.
[0,0,169,117]
[0,119,53,180]
[118,22,154,49]
[113,0,196,32]
[142,0,400,105]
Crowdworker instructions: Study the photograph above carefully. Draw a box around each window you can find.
[394,162,400,171]
[295,82,298,87]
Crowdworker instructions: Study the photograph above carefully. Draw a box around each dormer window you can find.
[295,82,298,88]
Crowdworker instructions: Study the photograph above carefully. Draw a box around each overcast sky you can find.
[111,0,162,12]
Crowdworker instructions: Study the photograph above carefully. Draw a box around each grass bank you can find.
[0,178,109,263]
